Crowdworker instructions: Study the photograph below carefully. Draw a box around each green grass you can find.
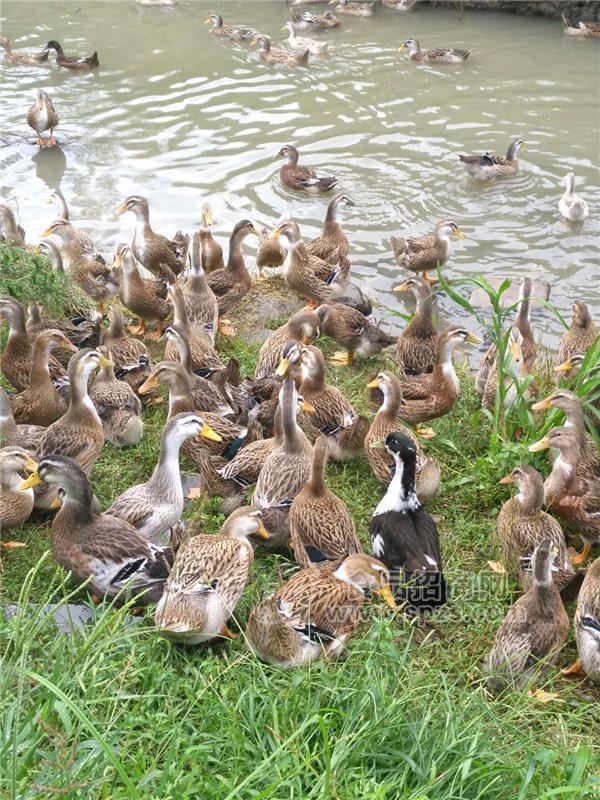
[1,293,599,799]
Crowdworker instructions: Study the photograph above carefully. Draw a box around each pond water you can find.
[1,0,599,345]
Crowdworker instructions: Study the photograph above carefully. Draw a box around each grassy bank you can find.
[1,268,599,798]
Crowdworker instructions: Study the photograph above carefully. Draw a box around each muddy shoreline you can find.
[428,0,600,21]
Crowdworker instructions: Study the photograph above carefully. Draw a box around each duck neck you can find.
[323,202,343,237]
[68,363,97,417]
[281,393,304,454]
[173,334,194,374]
[405,288,435,337]
[378,381,402,420]
[108,310,124,340]
[514,480,544,516]
[565,174,576,195]
[149,431,184,493]
[1,463,24,492]
[171,292,190,334]
[506,140,520,161]
[167,378,195,417]
[0,391,17,444]
[57,491,95,528]
[29,337,56,390]
[432,339,458,388]
[227,231,248,275]
[308,439,328,497]
[54,193,69,219]
[375,453,420,515]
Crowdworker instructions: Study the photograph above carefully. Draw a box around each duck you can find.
[390,219,465,283]
[382,0,417,9]
[330,0,375,17]
[197,203,224,273]
[558,173,589,221]
[206,220,257,316]
[369,432,447,614]
[480,335,527,413]
[364,371,440,502]
[26,302,100,354]
[164,284,224,372]
[291,10,341,30]
[554,353,587,382]
[281,22,329,56]
[562,556,600,681]
[256,225,287,278]
[252,377,313,546]
[107,413,221,543]
[0,204,26,246]
[155,506,269,644]
[34,349,110,509]
[21,456,172,605]
[181,235,219,343]
[305,194,354,264]
[9,329,77,426]
[254,307,322,379]
[253,35,309,67]
[497,465,575,591]
[26,89,59,146]
[0,386,44,451]
[531,389,600,476]
[161,327,235,416]
[562,15,600,37]
[458,138,524,179]
[47,189,95,254]
[0,447,37,531]
[316,303,396,367]
[0,37,49,65]
[394,278,438,374]
[292,343,369,460]
[289,435,362,569]
[556,301,597,366]
[116,196,188,277]
[271,218,371,313]
[114,243,171,339]
[205,13,254,41]
[44,40,99,70]
[399,38,471,64]
[483,540,569,696]
[0,295,65,391]
[396,327,481,423]
[277,145,338,194]
[246,554,394,668]
[89,346,144,447]
[529,427,600,565]
[101,304,152,395]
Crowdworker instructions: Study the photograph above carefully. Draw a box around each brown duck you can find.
[44,40,99,70]
[117,196,188,277]
[394,278,438,375]
[277,145,338,193]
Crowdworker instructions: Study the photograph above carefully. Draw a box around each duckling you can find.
[256,225,287,278]
[399,38,471,64]
[293,343,369,460]
[390,219,465,283]
[330,0,375,17]
[206,220,257,316]
[281,22,329,56]
[253,35,309,67]
[563,557,600,681]
[89,346,144,447]
[529,427,600,564]
[183,232,219,343]
[316,303,396,367]
[277,145,337,194]
[21,456,171,605]
[101,304,152,395]
[0,387,44,451]
[292,10,341,30]
[116,196,188,277]
[365,372,440,502]
[0,447,37,531]
[205,13,254,41]
[458,138,525,179]
[369,432,447,614]
[255,307,322,379]
[0,204,26,246]
[483,540,569,696]
[562,15,600,37]
[34,349,110,509]
[246,554,394,668]
[10,329,77,426]
[497,466,575,591]
[0,37,49,65]
[44,40,99,70]
[397,327,482,423]
[107,413,221,543]
[289,435,362,569]
[26,89,59,146]
[556,301,597,366]
[394,278,438,374]
[47,189,95,254]
[155,507,269,644]
[306,194,354,265]
[197,203,224,273]
[558,172,589,221]
[252,377,313,546]
[114,244,171,339]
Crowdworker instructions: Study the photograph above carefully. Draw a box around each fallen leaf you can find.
[1,541,27,550]
[487,560,506,575]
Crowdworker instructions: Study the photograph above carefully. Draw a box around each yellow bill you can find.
[393,282,409,293]
[20,471,43,490]
[115,203,128,216]
[61,339,79,353]
[98,354,114,368]
[269,226,282,241]
[199,423,222,442]
[366,378,380,389]
[528,436,550,453]
[498,473,514,485]
[301,400,315,413]
[465,332,483,345]
[50,496,62,510]
[531,397,553,411]
[554,360,572,374]
[256,522,270,540]
[275,357,290,377]
[453,227,467,240]
[138,374,159,394]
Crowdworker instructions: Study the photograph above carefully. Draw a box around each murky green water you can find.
[1,1,598,342]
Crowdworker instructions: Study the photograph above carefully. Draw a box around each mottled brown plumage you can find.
[394,278,438,375]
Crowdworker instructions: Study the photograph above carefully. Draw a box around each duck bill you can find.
[269,226,282,241]
[23,457,38,474]
[138,374,159,395]
[112,253,124,270]
[499,473,514,485]
[20,471,43,490]
[61,340,78,353]
[377,585,396,609]
[528,437,550,453]
[256,522,270,540]
[453,228,467,240]
[465,332,482,345]
[531,397,552,411]
[398,44,406,51]
[40,227,54,237]
[202,207,213,227]
[275,357,290,377]
[199,423,222,442]
[204,17,212,23]
[366,378,380,389]
[301,400,315,413]
[50,496,62,510]
[115,203,128,217]
[393,282,409,293]
[98,354,114,368]
[554,360,572,374]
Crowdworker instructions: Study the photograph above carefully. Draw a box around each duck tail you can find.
[89,51,99,67]
[299,48,310,65]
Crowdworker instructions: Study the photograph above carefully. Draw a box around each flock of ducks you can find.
[0,4,599,689]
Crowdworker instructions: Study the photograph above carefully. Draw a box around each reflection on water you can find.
[0,0,598,344]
